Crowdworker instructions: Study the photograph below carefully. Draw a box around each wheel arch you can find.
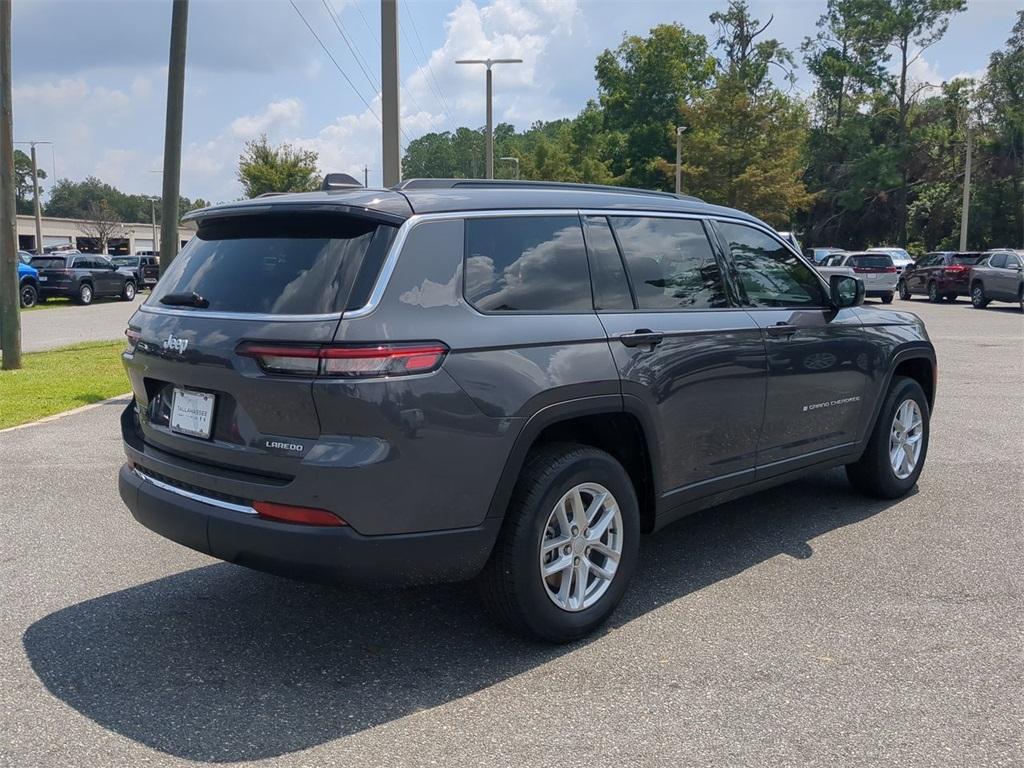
[486,396,660,533]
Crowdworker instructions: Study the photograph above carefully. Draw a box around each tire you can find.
[898,280,911,300]
[927,282,940,303]
[944,293,957,302]
[19,281,37,309]
[122,280,136,301]
[970,283,989,309]
[478,442,640,642]
[76,282,93,305]
[846,376,930,499]
[881,292,894,304]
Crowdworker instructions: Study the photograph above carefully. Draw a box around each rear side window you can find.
[848,255,892,268]
[582,216,633,311]
[716,221,827,308]
[610,216,728,309]
[149,213,394,315]
[951,254,984,265]
[30,257,66,269]
[464,216,592,313]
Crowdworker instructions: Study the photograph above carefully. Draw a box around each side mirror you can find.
[903,263,915,272]
[830,274,864,309]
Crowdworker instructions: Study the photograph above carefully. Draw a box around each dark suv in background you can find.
[31,252,138,305]
[118,180,937,641]
[899,251,986,302]
[112,254,161,289]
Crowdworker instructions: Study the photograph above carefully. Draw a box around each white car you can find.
[868,246,915,274]
[817,252,899,303]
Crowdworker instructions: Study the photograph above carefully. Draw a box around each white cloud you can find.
[228,98,305,140]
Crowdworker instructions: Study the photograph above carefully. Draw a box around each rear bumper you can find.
[119,462,501,586]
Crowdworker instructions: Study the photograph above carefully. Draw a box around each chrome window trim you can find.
[133,467,257,515]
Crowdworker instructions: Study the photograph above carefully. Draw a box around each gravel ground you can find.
[0,298,1021,767]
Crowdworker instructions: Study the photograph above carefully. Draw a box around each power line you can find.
[321,0,380,93]
[401,0,456,125]
[353,0,379,49]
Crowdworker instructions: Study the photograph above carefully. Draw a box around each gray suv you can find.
[969,250,1024,311]
[118,180,937,641]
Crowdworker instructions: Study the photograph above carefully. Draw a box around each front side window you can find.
[716,221,827,308]
[464,216,592,313]
[610,216,728,309]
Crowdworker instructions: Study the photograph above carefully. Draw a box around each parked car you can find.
[30,252,137,305]
[806,247,846,265]
[118,179,937,642]
[868,246,915,274]
[776,231,802,253]
[112,254,160,289]
[969,250,1023,311]
[898,251,986,302]
[817,251,898,303]
[18,249,34,265]
[17,258,39,308]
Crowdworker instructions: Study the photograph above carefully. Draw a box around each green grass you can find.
[0,341,129,430]
[22,297,75,311]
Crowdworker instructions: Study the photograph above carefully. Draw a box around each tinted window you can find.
[988,253,1006,268]
[464,216,592,313]
[149,213,390,315]
[610,216,727,309]
[951,254,984,266]
[30,257,67,269]
[716,221,827,308]
[1006,254,1022,268]
[583,216,633,311]
[112,257,139,267]
[848,255,892,268]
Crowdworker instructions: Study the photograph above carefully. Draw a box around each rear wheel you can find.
[846,376,929,499]
[971,283,989,309]
[898,281,911,300]
[927,282,940,303]
[122,280,136,301]
[19,282,37,308]
[76,282,93,305]
[478,443,640,642]
[881,292,894,304]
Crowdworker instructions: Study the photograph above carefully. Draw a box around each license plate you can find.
[170,388,215,439]
[38,276,47,282]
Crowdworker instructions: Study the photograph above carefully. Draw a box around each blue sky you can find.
[11,0,1019,205]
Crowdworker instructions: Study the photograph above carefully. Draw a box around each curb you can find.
[0,392,133,435]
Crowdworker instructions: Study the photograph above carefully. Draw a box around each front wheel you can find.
[19,282,37,308]
[927,282,940,303]
[881,292,894,304]
[898,281,911,300]
[122,280,136,301]
[478,443,640,642]
[971,284,989,309]
[846,376,930,499]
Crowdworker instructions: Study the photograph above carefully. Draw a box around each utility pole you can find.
[14,140,54,254]
[959,125,972,252]
[160,0,188,272]
[675,126,686,194]
[0,0,21,368]
[381,0,401,187]
[364,165,369,188]
[456,58,522,179]
[150,197,158,252]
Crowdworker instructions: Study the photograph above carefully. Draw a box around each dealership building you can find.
[16,214,196,255]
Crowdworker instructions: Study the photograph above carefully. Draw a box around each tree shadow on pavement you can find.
[23,468,908,762]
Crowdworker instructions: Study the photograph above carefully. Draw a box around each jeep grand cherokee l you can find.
[118,180,937,642]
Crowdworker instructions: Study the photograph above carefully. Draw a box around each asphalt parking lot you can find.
[0,298,1020,767]
[15,294,145,353]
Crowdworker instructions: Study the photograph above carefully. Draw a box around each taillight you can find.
[236,342,449,378]
[252,501,347,526]
[884,267,897,273]
[944,265,968,274]
[125,328,141,354]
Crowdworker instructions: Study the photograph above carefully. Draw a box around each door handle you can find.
[619,329,664,348]
[765,323,798,338]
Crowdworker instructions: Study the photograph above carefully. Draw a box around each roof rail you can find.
[394,178,703,202]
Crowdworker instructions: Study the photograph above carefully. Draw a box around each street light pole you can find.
[381,0,401,187]
[456,58,522,179]
[675,126,687,195]
[150,197,158,252]
[160,0,188,272]
[959,125,972,252]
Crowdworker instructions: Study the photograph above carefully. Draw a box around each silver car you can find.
[818,252,898,303]
[969,250,1024,311]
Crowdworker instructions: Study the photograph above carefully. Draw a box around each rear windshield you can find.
[951,254,984,265]
[30,257,67,269]
[148,213,396,315]
[848,255,892,268]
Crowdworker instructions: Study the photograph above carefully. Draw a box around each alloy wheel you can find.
[889,399,924,480]
[539,482,623,612]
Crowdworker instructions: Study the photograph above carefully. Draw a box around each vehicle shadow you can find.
[23,468,908,762]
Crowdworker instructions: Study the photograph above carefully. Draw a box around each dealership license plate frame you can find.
[169,388,216,440]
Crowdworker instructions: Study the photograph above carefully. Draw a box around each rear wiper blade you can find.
[160,291,209,309]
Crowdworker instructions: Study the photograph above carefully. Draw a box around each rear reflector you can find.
[237,342,448,378]
[252,501,347,526]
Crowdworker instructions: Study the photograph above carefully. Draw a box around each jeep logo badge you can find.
[162,334,189,354]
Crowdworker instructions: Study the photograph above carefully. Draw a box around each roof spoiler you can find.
[322,173,364,191]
